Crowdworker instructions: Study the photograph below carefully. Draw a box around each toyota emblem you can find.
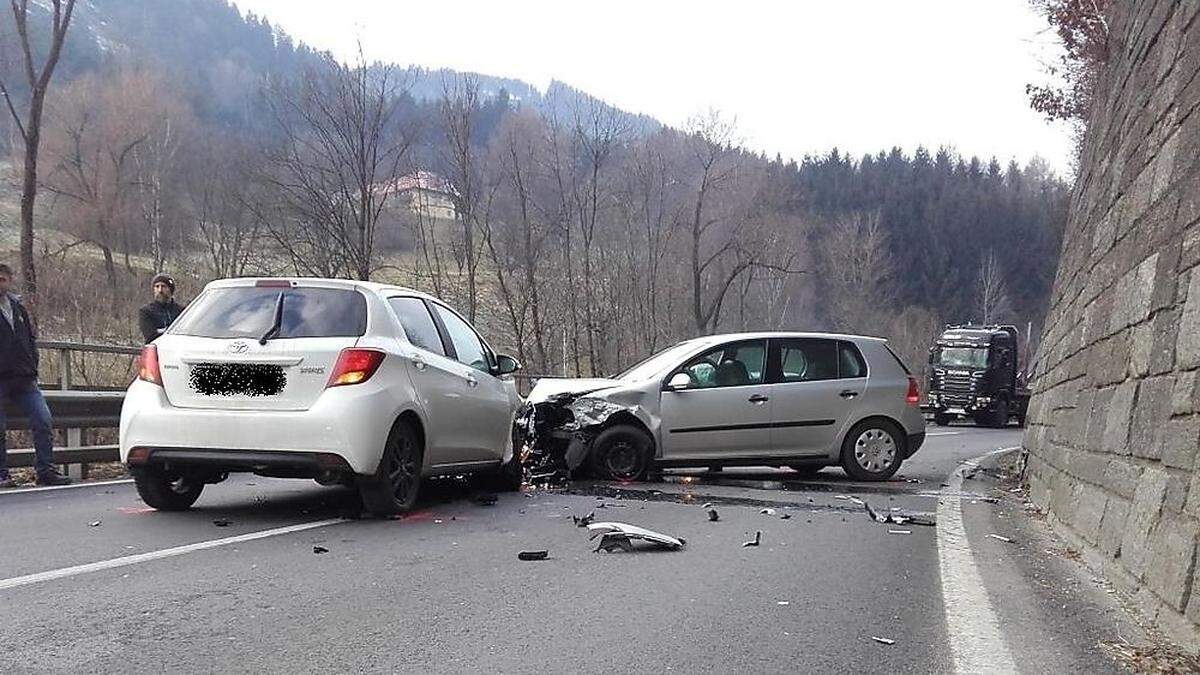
[227,341,250,354]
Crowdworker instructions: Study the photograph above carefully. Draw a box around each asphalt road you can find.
[0,424,1143,674]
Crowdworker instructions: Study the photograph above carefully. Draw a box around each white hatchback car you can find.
[120,278,524,514]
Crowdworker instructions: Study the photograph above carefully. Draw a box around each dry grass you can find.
[1100,640,1200,674]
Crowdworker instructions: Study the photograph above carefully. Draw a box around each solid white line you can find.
[937,447,1020,674]
[0,478,134,495]
[926,431,962,437]
[0,518,345,592]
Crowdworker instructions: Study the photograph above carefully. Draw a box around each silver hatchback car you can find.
[518,332,926,482]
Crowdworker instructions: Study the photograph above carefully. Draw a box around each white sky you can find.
[232,0,1074,175]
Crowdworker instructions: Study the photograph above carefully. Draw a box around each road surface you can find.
[0,425,1142,673]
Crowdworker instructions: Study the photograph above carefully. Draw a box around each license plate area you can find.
[189,363,287,397]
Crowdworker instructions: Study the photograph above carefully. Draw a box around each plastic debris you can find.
[864,501,936,527]
[743,531,762,547]
[760,508,777,516]
[518,550,549,561]
[988,534,1013,543]
[587,522,686,552]
[780,512,792,520]
[705,504,720,522]
[88,521,101,527]
[572,511,595,527]
[872,636,896,645]
[313,546,329,554]
[777,601,790,606]
[888,530,912,535]
[213,519,232,527]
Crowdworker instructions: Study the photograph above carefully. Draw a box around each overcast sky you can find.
[232,0,1074,175]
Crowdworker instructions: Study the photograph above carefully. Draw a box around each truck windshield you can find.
[936,347,989,368]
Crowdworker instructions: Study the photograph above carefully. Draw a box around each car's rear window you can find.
[172,287,367,339]
[883,343,912,374]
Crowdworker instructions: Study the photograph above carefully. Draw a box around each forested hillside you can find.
[0,0,1068,378]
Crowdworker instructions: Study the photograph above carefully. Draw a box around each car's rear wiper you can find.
[259,292,285,345]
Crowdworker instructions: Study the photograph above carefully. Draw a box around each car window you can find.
[839,341,868,378]
[171,286,366,339]
[432,303,491,373]
[676,340,766,388]
[388,297,445,356]
[775,339,839,382]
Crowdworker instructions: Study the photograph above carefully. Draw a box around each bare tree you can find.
[187,137,268,279]
[815,210,894,333]
[977,249,1012,324]
[0,0,78,306]
[264,51,413,280]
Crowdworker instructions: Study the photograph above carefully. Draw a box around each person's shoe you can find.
[35,471,72,486]
[0,474,15,488]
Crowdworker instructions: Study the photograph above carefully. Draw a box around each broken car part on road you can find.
[586,522,686,553]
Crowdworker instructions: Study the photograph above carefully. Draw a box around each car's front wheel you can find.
[359,419,423,515]
[134,468,205,511]
[840,419,904,481]
[589,425,653,481]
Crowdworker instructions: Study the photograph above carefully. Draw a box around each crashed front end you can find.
[515,383,639,484]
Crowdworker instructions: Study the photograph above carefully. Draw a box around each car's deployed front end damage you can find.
[515,378,653,483]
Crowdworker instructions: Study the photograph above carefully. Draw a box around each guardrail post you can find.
[58,348,84,481]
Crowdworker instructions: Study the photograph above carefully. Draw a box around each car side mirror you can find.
[494,353,521,375]
[665,372,691,390]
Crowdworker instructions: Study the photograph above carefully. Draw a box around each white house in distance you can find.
[388,170,459,222]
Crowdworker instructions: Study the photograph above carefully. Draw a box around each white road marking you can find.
[0,518,345,592]
[0,478,134,495]
[937,447,1020,674]
[926,431,962,437]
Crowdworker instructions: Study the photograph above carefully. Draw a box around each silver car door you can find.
[659,339,773,461]
[767,338,866,458]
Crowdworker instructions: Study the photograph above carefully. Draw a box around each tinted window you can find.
[775,339,838,382]
[432,304,490,373]
[389,297,445,356]
[172,287,366,339]
[839,341,868,378]
[676,340,766,388]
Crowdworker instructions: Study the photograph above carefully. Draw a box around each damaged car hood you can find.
[525,377,624,403]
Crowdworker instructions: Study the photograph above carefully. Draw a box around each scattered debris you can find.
[988,534,1013,543]
[780,512,792,520]
[471,493,498,506]
[572,511,595,527]
[212,519,232,527]
[760,508,777,516]
[704,503,720,522]
[848,496,865,506]
[776,601,790,606]
[88,521,102,528]
[743,531,762,547]
[518,550,549,561]
[312,546,329,554]
[1099,640,1200,673]
[888,530,912,535]
[864,501,936,527]
[871,636,896,646]
[587,522,686,552]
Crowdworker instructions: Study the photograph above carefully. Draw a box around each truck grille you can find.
[934,371,976,393]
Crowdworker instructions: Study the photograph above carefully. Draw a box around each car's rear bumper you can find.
[119,379,402,474]
[127,447,352,478]
[905,430,926,458]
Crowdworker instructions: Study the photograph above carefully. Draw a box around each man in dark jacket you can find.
[138,273,185,344]
[0,263,71,487]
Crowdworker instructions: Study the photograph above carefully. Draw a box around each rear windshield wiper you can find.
[259,292,285,345]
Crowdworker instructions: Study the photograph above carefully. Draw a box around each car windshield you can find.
[171,287,367,339]
[936,346,989,368]
[616,341,703,381]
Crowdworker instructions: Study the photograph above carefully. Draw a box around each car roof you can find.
[687,331,887,344]
[202,277,438,301]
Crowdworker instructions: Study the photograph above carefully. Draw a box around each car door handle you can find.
[410,356,427,371]
[748,394,769,403]
[839,390,859,399]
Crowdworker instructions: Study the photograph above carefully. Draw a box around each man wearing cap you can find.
[138,273,185,344]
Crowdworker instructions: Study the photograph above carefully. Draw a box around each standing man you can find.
[0,263,71,487]
[138,273,185,344]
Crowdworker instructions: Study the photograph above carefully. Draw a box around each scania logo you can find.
[226,341,250,354]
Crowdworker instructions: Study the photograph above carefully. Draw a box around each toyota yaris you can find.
[120,278,524,514]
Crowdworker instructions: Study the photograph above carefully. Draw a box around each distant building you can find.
[388,171,459,221]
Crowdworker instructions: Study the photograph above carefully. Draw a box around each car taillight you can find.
[905,376,920,406]
[327,349,385,388]
[138,345,162,386]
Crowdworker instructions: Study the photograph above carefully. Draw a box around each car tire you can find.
[134,468,205,511]
[933,412,952,426]
[839,419,904,481]
[358,418,423,516]
[588,425,653,481]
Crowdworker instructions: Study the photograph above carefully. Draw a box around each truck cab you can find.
[924,324,1029,428]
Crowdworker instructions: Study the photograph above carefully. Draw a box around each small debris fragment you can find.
[779,512,792,520]
[760,508,777,516]
[587,522,685,552]
[88,521,102,527]
[312,546,329,554]
[988,534,1013,543]
[572,511,595,527]
[888,530,912,535]
[743,531,762,547]
[848,496,865,506]
[776,601,790,606]
[872,636,896,645]
[212,519,232,527]
[707,506,720,522]
[518,550,549,561]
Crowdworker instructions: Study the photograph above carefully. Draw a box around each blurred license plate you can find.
[189,363,287,397]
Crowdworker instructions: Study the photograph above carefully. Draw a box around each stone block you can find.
[1176,270,1200,367]
[1150,308,1182,374]
[1105,459,1145,500]
[1132,376,1175,459]
[1173,370,1199,416]
[1144,517,1200,612]
[1086,387,1116,450]
[1111,254,1159,331]
[1099,496,1132,558]
[1074,485,1108,543]
[1130,323,1154,377]
[1166,469,1194,513]
[1151,237,1183,312]
[1162,415,1200,470]
[1122,467,1170,577]
[1103,381,1138,455]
